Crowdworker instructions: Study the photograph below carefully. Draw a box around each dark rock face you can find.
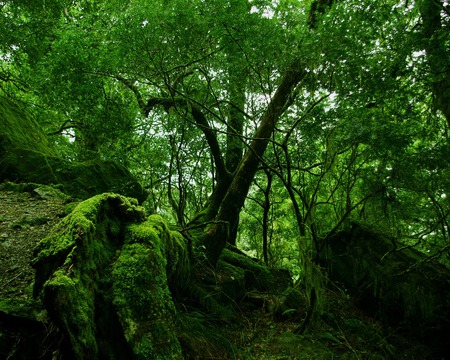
[319,223,450,358]
[0,96,147,202]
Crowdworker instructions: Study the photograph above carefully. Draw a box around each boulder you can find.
[32,194,188,359]
[0,96,146,202]
[319,223,450,358]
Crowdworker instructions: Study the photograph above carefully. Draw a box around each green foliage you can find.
[174,310,236,359]
[4,2,450,356]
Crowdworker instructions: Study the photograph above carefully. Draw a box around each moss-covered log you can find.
[319,223,450,357]
[33,193,188,359]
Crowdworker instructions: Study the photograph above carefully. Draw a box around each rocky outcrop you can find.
[33,193,188,359]
[320,223,450,358]
[0,96,147,202]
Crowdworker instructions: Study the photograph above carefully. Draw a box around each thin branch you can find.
[144,96,229,181]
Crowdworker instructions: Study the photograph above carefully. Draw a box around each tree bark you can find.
[203,63,306,265]
[420,0,450,127]
[262,168,273,265]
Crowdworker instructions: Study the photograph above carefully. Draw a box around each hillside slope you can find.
[0,183,437,359]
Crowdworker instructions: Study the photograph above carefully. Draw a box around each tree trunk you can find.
[203,64,306,265]
[32,194,187,359]
[262,168,273,265]
[420,0,450,127]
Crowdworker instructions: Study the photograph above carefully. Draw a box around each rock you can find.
[33,194,186,359]
[0,96,147,202]
[33,186,69,202]
[319,222,450,358]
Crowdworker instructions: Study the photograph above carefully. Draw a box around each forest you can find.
[1,0,450,359]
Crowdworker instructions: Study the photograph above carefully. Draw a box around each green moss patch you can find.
[112,243,182,359]
[0,96,147,202]
[32,194,189,359]
[0,96,55,155]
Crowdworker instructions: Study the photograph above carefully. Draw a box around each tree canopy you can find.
[2,0,450,310]
[2,0,450,358]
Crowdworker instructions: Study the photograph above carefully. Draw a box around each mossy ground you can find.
[0,184,440,359]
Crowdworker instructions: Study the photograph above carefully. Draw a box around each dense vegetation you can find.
[1,0,450,358]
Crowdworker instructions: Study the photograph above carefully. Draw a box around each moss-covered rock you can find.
[319,223,450,358]
[0,96,147,202]
[33,194,189,359]
[0,96,55,156]
[179,246,293,321]
[220,247,291,293]
[113,223,182,359]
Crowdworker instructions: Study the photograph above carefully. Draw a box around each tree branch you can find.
[144,97,229,182]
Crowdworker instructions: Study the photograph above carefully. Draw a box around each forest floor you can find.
[0,185,436,359]
[0,185,66,303]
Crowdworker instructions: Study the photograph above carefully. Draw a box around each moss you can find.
[321,223,450,339]
[61,159,148,202]
[165,231,190,281]
[112,222,183,359]
[0,96,55,156]
[113,243,167,315]
[145,215,190,281]
[125,215,190,281]
[220,248,270,276]
[1,96,147,201]
[44,269,98,359]
[219,248,278,292]
[125,223,161,247]
[33,193,147,359]
[174,311,236,359]
[0,298,44,320]
[1,148,60,185]
[33,184,70,201]
[33,193,187,359]
[1,148,147,201]
[32,200,95,280]
[64,201,81,215]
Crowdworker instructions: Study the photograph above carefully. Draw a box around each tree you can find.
[2,0,449,262]
[2,0,450,356]
[419,0,450,126]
